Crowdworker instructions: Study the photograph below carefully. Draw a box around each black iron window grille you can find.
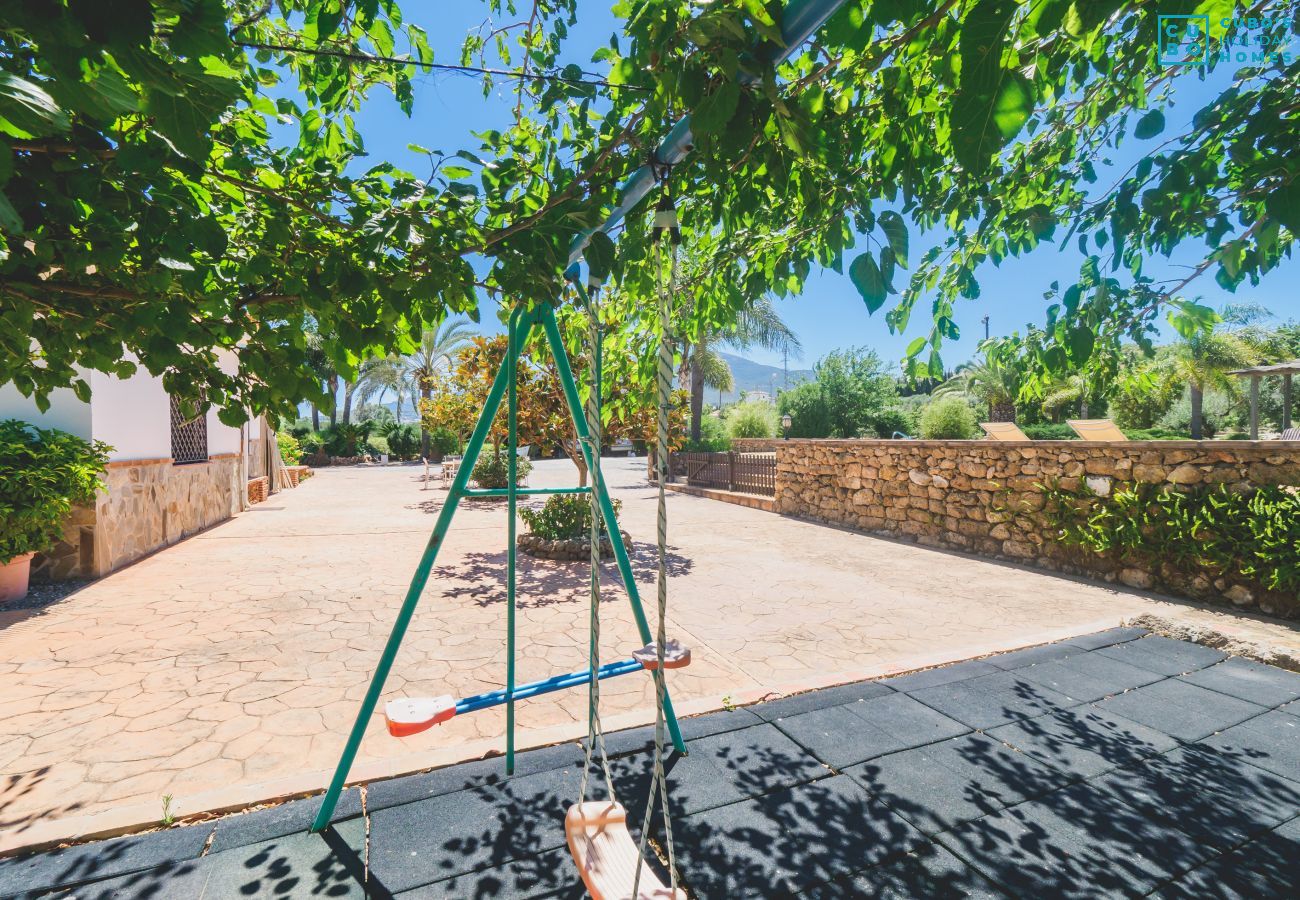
[170,395,208,464]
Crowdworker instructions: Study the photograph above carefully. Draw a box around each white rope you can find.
[634,234,680,896]
[578,290,616,804]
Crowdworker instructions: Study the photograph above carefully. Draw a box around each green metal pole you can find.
[539,304,687,755]
[506,311,519,775]
[310,309,522,833]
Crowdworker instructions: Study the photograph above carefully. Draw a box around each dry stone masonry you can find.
[774,439,1300,618]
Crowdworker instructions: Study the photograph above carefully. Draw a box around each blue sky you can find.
[338,4,1298,372]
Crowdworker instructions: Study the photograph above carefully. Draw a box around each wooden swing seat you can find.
[565,800,684,900]
[384,696,456,737]
[631,640,690,671]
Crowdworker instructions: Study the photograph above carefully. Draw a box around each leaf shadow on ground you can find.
[434,542,693,609]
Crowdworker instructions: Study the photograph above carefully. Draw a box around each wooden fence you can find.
[669,451,776,496]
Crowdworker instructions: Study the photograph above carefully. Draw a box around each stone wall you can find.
[776,439,1300,618]
[32,455,242,580]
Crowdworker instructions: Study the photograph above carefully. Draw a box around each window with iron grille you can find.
[170,395,208,464]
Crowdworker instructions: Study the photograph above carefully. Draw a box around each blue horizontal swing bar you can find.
[461,486,591,497]
[456,659,644,715]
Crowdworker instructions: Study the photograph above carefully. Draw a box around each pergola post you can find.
[1284,374,1293,431]
[1249,376,1260,440]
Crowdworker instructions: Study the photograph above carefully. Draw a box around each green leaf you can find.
[905,336,927,357]
[878,211,909,268]
[937,316,960,340]
[1066,325,1095,362]
[0,74,70,139]
[585,231,615,281]
[0,188,22,232]
[1134,110,1165,140]
[1264,180,1300,233]
[951,72,1034,171]
[849,252,886,314]
[691,81,740,137]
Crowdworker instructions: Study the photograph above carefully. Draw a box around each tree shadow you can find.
[436,542,693,609]
[0,766,89,840]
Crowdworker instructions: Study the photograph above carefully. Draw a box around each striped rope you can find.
[634,237,680,896]
[578,292,615,804]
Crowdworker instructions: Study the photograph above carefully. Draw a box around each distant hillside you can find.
[703,351,814,405]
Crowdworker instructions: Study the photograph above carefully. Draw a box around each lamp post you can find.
[781,414,792,440]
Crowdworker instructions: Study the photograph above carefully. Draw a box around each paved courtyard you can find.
[2,628,1298,897]
[0,460,1289,853]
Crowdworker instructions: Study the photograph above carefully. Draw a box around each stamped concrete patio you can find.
[0,458,1288,853]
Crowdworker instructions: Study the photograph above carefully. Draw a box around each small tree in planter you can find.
[0,420,110,601]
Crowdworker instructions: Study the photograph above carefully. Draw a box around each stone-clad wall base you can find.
[94,457,241,576]
[34,457,242,580]
[776,439,1300,619]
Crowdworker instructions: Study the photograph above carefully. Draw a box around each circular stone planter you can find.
[0,553,35,605]
[518,531,632,562]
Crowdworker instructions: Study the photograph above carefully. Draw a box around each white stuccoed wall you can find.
[0,353,244,462]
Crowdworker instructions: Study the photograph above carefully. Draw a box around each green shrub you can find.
[472,449,533,489]
[519,494,623,541]
[1041,480,1300,596]
[1126,427,1188,441]
[918,397,979,439]
[0,420,110,564]
[321,421,372,456]
[276,431,302,465]
[287,420,313,439]
[367,433,390,456]
[428,426,461,459]
[684,415,730,452]
[1158,390,1240,438]
[1022,423,1077,440]
[777,381,832,438]
[726,401,778,439]
[299,432,323,456]
[868,407,916,439]
[383,423,422,460]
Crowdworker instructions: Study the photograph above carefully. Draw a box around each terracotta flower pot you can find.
[0,553,35,604]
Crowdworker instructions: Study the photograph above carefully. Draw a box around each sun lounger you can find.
[1067,419,1128,441]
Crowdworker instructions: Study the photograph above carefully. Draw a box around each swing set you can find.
[309,2,847,895]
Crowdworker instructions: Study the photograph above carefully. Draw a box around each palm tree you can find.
[935,353,1022,422]
[304,324,335,429]
[1167,303,1265,438]
[405,319,477,456]
[680,296,801,442]
[353,355,406,421]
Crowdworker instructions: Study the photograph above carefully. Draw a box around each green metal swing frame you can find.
[310,299,686,833]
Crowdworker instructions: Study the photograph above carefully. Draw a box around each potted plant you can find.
[0,420,110,603]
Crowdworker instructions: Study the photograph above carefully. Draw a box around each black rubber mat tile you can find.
[1180,656,1300,709]
[908,670,1077,730]
[938,780,1209,898]
[671,775,925,897]
[749,679,895,722]
[1094,744,1300,851]
[773,692,969,769]
[988,704,1177,779]
[804,841,1007,898]
[1093,678,1267,742]
[1199,709,1300,783]
[208,786,364,853]
[0,823,213,898]
[1061,627,1149,651]
[1154,814,1300,899]
[880,659,1001,691]
[846,733,1069,835]
[200,821,367,899]
[1014,651,1164,703]
[1094,636,1226,676]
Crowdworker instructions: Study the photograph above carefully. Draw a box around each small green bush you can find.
[520,494,623,541]
[726,401,778,439]
[428,426,461,459]
[383,423,422,460]
[1022,423,1077,440]
[473,449,533,489]
[918,397,979,439]
[868,407,916,439]
[321,421,372,456]
[0,420,110,564]
[1125,427,1188,441]
[684,415,730,452]
[276,431,302,465]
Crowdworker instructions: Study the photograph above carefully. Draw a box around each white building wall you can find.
[88,368,171,461]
